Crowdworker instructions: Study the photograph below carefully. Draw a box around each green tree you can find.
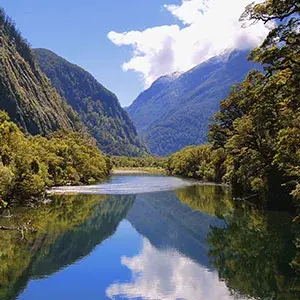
[0,111,111,206]
[209,0,300,202]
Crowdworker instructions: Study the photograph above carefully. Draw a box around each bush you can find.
[0,111,111,205]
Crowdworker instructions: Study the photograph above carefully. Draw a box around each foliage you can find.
[166,144,226,182]
[34,48,147,156]
[0,111,111,205]
[0,8,82,136]
[127,50,258,156]
[111,155,166,169]
[168,0,299,208]
[208,0,300,203]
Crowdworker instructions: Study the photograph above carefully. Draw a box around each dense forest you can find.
[34,48,147,156]
[0,111,111,208]
[167,0,300,208]
[127,50,259,156]
[0,9,82,135]
[111,155,166,169]
[0,0,299,298]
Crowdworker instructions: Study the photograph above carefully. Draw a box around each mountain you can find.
[127,50,259,156]
[0,9,81,135]
[127,191,224,268]
[125,72,180,133]
[34,48,147,156]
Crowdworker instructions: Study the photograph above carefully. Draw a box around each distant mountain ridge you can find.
[126,72,180,133]
[127,50,259,156]
[34,48,147,156]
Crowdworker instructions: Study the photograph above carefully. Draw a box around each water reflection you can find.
[127,191,224,268]
[49,175,197,195]
[176,184,233,217]
[207,203,300,299]
[106,239,233,300]
[0,194,134,300]
[0,176,299,300]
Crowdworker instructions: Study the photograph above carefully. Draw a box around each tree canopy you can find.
[168,0,300,208]
[0,111,111,207]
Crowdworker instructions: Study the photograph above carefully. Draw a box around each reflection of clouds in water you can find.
[106,239,233,300]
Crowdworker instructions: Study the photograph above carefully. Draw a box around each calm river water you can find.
[0,175,298,300]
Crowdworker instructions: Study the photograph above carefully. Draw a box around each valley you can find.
[0,1,299,299]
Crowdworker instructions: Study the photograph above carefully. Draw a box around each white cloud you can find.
[106,239,234,300]
[108,0,271,87]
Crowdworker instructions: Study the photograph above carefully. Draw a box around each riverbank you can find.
[112,168,166,175]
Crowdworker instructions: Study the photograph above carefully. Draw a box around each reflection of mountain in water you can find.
[0,194,134,300]
[126,191,224,268]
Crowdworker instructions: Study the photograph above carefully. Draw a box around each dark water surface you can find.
[0,175,299,300]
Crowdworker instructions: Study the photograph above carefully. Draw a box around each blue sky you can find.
[2,0,181,106]
[2,1,269,107]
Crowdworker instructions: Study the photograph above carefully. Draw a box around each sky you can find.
[1,0,270,107]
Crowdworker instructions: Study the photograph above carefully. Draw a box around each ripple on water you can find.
[48,175,199,195]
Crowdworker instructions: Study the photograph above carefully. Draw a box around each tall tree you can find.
[210,0,300,202]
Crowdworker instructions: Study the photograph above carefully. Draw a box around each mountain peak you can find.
[34,48,147,156]
[127,50,257,156]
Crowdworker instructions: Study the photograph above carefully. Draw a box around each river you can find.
[0,174,299,300]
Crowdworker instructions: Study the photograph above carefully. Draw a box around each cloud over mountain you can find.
[108,0,271,86]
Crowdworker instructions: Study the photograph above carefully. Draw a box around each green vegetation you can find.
[0,193,134,299]
[0,111,110,207]
[111,155,166,170]
[167,0,300,207]
[167,144,226,182]
[127,50,259,156]
[34,48,147,156]
[0,9,82,135]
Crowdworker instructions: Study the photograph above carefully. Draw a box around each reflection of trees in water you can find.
[1,184,299,300]
[0,194,134,300]
[207,202,300,299]
[176,185,300,299]
[176,184,233,217]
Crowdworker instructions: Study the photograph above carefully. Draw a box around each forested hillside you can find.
[126,72,180,133]
[167,0,300,210]
[0,9,81,135]
[34,48,147,156]
[127,50,259,156]
[0,110,111,207]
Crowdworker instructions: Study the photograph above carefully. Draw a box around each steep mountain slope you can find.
[127,50,259,156]
[126,72,180,132]
[34,48,146,156]
[0,10,80,135]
